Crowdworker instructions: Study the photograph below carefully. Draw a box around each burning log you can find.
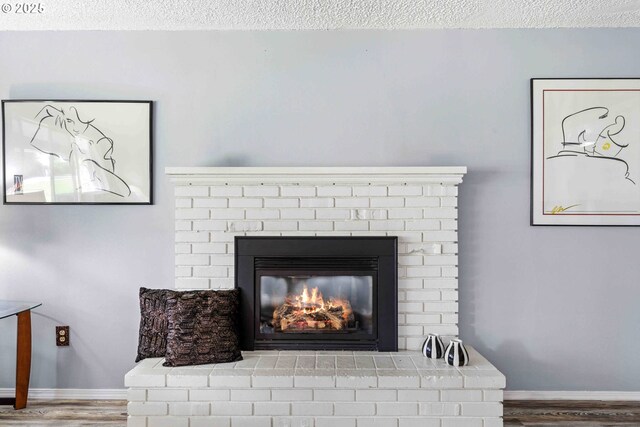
[272,285,354,332]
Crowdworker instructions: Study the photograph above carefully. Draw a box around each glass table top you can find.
[0,301,42,320]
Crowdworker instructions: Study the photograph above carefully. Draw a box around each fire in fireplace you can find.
[264,278,367,334]
[235,236,397,351]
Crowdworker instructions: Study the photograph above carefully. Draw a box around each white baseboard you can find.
[2,388,639,401]
[0,388,127,400]
[505,391,640,401]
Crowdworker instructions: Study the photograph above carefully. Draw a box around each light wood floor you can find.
[1,400,639,426]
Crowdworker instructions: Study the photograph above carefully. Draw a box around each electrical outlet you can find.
[56,326,69,346]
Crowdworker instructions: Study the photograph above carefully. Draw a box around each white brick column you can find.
[166,167,466,350]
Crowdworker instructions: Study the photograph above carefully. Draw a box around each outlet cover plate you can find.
[56,326,69,346]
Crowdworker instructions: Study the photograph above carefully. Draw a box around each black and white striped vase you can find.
[421,334,445,359]
[444,339,470,367]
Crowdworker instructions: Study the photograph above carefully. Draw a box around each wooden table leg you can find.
[14,310,32,410]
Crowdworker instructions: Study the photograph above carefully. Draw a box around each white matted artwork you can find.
[2,100,152,204]
[531,79,640,225]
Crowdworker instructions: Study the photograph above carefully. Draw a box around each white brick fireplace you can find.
[125,167,505,427]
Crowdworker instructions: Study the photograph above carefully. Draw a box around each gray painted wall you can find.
[1,30,639,391]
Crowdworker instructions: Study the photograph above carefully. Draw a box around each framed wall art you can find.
[2,100,152,204]
[531,78,640,225]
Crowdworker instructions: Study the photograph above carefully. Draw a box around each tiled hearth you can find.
[125,167,505,427]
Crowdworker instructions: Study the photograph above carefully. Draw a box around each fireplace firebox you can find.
[235,236,397,351]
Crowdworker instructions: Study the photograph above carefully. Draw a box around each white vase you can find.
[421,334,444,359]
[444,338,469,367]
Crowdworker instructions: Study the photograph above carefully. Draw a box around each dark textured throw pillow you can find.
[163,289,243,367]
[136,287,176,362]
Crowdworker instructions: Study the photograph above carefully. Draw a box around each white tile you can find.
[209,371,252,388]
[335,373,377,388]
[127,402,167,416]
[210,402,252,416]
[376,402,418,416]
[481,418,503,427]
[399,419,440,427]
[300,198,334,208]
[125,370,167,388]
[127,415,147,427]
[397,389,439,402]
[377,373,421,388]
[266,198,299,207]
[388,186,422,196]
[263,221,298,231]
[254,402,291,415]
[463,372,506,389]
[273,416,316,427]
[357,418,398,427]
[405,220,441,231]
[352,186,387,197]
[441,390,483,402]
[280,209,315,219]
[334,402,376,416]
[420,372,464,389]
[147,389,188,402]
[210,186,243,197]
[211,208,245,219]
[281,186,316,197]
[252,373,295,388]
[388,208,423,219]
[355,389,396,402]
[335,198,369,208]
[315,209,351,220]
[317,186,352,196]
[419,402,460,416]
[370,197,404,208]
[291,402,334,416]
[314,389,355,401]
[369,220,404,231]
[147,416,189,427]
[294,372,336,388]
[459,403,502,417]
[404,197,440,207]
[193,198,228,208]
[230,389,270,401]
[229,198,263,208]
[167,369,210,387]
[227,221,263,232]
[482,390,503,402]
[244,186,279,197]
[271,389,313,402]
[316,418,356,427]
[441,418,481,427]
[246,209,280,219]
[190,417,230,427]
[127,389,147,402]
[189,389,230,401]
[230,416,272,427]
[170,402,210,416]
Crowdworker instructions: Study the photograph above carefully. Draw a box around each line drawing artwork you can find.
[544,105,636,214]
[29,104,131,197]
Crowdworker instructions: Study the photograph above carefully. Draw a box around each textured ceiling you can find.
[2,0,640,30]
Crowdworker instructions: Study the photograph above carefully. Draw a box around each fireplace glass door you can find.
[257,270,376,342]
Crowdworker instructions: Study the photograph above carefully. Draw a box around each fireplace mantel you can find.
[165,166,466,185]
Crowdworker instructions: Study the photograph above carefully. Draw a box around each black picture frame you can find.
[2,99,153,205]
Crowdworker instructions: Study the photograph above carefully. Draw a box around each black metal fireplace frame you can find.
[235,236,398,351]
